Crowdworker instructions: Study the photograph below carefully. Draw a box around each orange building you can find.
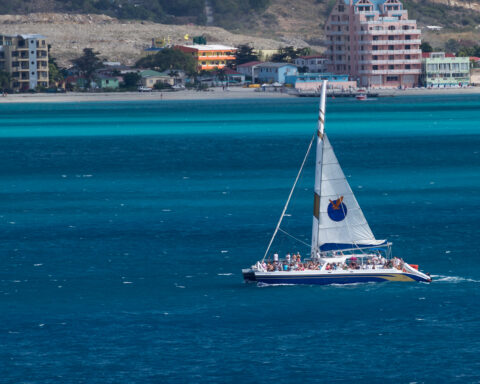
[175,44,237,71]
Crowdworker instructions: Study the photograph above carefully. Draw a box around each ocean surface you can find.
[0,94,479,383]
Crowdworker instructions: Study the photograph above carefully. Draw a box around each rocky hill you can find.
[0,13,296,67]
[1,0,479,66]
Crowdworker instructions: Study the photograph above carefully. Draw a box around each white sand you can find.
[0,87,291,103]
[1,86,480,104]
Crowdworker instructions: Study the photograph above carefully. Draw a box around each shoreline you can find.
[1,86,480,103]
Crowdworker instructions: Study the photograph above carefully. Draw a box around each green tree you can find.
[122,72,141,89]
[235,44,259,65]
[420,41,433,53]
[271,46,311,63]
[136,48,196,75]
[0,70,11,91]
[445,39,460,54]
[71,48,103,88]
[154,81,172,90]
[48,57,64,86]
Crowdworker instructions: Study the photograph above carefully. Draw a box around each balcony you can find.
[358,59,421,65]
[358,69,422,74]
[363,19,416,25]
[363,39,421,45]
[361,49,422,55]
[328,21,349,26]
[198,55,235,60]
[357,29,421,35]
[326,31,346,36]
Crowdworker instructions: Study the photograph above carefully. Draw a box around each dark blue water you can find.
[1,96,479,383]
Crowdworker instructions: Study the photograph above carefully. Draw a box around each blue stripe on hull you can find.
[255,273,427,285]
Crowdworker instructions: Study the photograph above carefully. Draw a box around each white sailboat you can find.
[243,81,431,285]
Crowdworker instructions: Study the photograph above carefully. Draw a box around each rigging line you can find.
[261,134,316,263]
[278,228,311,248]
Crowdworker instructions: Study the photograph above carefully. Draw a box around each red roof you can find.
[470,56,480,61]
[223,68,242,75]
[237,61,262,67]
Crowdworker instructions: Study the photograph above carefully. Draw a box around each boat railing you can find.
[317,242,393,259]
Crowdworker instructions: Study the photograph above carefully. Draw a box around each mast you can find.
[311,80,327,257]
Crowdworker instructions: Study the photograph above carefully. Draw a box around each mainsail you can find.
[311,81,384,254]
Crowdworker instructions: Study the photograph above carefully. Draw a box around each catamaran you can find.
[243,81,431,285]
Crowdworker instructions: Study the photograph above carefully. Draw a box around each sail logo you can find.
[328,196,347,221]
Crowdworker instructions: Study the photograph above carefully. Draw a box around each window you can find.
[405,45,410,49]
[405,35,411,40]
[389,55,394,60]
[373,55,378,60]
[406,64,410,69]
[373,65,378,70]
[388,36,394,40]
[388,45,394,50]
[389,65,394,69]
[338,5,344,11]
[387,76,398,81]
[388,26,396,30]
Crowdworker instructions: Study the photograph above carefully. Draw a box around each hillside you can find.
[2,0,480,36]
[244,0,480,48]
[1,0,479,65]
[0,13,292,67]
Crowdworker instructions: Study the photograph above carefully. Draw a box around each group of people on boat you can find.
[256,252,406,273]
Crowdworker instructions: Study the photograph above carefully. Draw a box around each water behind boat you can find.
[1,95,479,383]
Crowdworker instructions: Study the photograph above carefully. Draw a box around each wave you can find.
[217,273,233,276]
[431,275,480,283]
[257,282,297,287]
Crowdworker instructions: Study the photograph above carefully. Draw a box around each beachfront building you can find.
[294,56,328,73]
[175,44,236,71]
[94,75,120,90]
[236,61,262,81]
[285,73,356,91]
[421,52,470,87]
[325,0,422,88]
[256,62,298,84]
[0,33,49,91]
[139,70,175,88]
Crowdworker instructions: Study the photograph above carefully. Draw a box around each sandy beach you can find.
[1,86,480,103]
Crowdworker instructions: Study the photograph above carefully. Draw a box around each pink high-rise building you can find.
[325,0,422,88]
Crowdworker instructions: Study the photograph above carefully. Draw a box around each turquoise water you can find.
[0,95,479,383]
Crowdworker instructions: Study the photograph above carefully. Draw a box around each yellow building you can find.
[175,44,236,71]
[0,34,49,91]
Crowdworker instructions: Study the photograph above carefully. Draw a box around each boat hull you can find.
[243,269,431,285]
